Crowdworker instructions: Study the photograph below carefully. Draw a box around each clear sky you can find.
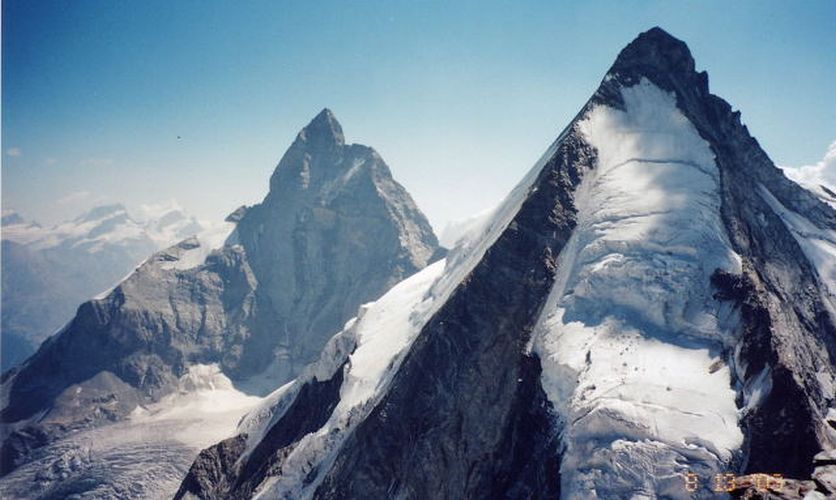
[3,0,835,232]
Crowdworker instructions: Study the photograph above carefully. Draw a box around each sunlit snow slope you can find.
[533,79,744,498]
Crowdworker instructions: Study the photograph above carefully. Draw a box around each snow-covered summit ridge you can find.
[552,25,836,492]
[605,28,836,231]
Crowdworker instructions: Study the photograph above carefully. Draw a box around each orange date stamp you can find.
[683,471,784,493]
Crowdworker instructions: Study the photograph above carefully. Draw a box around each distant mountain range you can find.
[1,203,218,368]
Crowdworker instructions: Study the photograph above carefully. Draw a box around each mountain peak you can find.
[269,109,354,193]
[607,27,697,84]
[635,26,681,44]
[312,107,337,124]
[592,27,709,112]
[297,108,345,148]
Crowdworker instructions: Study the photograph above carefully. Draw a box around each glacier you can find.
[532,78,744,498]
[0,365,260,499]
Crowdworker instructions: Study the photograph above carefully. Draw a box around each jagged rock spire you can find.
[296,108,345,148]
[268,108,350,195]
[611,27,696,77]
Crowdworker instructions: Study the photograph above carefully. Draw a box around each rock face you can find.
[233,109,441,377]
[1,204,203,368]
[0,109,441,481]
[179,28,835,499]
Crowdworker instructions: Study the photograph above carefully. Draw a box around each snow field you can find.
[533,78,744,498]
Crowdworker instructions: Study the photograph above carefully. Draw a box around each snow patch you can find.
[128,364,261,448]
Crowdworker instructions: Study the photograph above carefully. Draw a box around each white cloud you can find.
[6,147,22,157]
[56,191,92,205]
[780,141,836,192]
[138,199,184,221]
[45,157,58,165]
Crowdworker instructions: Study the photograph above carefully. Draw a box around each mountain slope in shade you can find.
[179,28,836,499]
[1,204,208,369]
[0,109,441,497]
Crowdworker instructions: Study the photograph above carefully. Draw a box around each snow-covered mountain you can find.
[1,203,208,368]
[176,28,836,499]
[0,109,441,497]
[780,141,836,209]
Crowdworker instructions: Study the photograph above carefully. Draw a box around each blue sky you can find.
[3,0,835,231]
